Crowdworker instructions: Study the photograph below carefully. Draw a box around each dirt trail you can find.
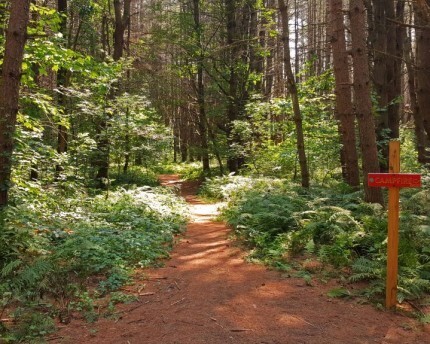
[54,175,429,344]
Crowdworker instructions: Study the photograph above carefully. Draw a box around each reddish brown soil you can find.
[53,175,429,344]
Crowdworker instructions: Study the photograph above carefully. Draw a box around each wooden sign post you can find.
[368,141,421,309]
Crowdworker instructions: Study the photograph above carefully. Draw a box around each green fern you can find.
[214,176,430,305]
[1,259,23,277]
[350,257,382,282]
[327,288,351,298]
[3,258,54,299]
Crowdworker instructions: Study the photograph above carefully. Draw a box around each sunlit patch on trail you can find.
[189,203,221,223]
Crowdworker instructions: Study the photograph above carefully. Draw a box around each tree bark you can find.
[113,0,131,61]
[192,0,210,175]
[0,0,31,206]
[123,107,130,173]
[264,0,276,99]
[179,109,189,162]
[350,0,383,204]
[225,0,243,173]
[56,0,68,178]
[404,17,429,163]
[370,0,389,170]
[123,21,132,174]
[386,0,403,140]
[414,2,430,149]
[279,0,310,188]
[369,0,404,170]
[329,0,360,187]
[95,0,131,186]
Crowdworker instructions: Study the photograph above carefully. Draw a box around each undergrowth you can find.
[201,175,430,307]
[155,162,205,181]
[109,166,159,188]
[0,178,188,342]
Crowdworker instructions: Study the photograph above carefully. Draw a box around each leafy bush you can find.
[3,309,56,343]
[0,183,189,341]
[223,192,303,253]
[110,167,159,188]
[199,175,288,201]
[204,176,430,303]
[172,162,207,180]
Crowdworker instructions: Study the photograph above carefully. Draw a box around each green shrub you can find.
[0,183,189,340]
[199,175,289,201]
[110,167,159,188]
[207,176,430,303]
[5,309,56,343]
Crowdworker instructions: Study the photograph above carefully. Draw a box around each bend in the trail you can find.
[54,175,429,344]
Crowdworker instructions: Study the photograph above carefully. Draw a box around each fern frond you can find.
[1,259,22,277]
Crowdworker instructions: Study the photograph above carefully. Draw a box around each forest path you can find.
[54,175,429,344]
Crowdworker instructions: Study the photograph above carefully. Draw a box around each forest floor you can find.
[52,175,430,344]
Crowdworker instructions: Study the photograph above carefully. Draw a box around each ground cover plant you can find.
[0,177,189,343]
[200,175,430,311]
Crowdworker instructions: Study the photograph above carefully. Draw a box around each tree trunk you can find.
[294,0,300,79]
[249,2,262,93]
[404,18,429,163]
[179,108,189,162]
[192,0,210,175]
[0,0,31,206]
[386,0,403,140]
[95,0,131,186]
[307,0,316,74]
[56,0,68,178]
[414,2,430,148]
[207,119,225,175]
[95,113,110,183]
[113,0,130,61]
[279,0,310,188]
[123,22,132,174]
[173,113,180,163]
[123,107,130,173]
[225,0,240,173]
[265,0,276,99]
[369,0,403,170]
[350,0,383,204]
[370,0,389,170]
[329,0,360,187]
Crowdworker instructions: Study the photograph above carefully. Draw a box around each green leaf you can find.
[327,288,351,298]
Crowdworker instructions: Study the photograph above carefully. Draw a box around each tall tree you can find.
[369,0,388,163]
[279,0,310,187]
[95,0,131,185]
[414,1,430,151]
[113,0,131,61]
[350,0,383,204]
[368,0,404,170]
[225,0,243,172]
[329,0,360,187]
[56,0,68,177]
[222,0,255,172]
[404,7,429,163]
[386,0,404,140]
[0,0,31,206]
[192,0,210,175]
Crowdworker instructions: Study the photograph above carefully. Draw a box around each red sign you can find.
[368,173,421,188]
